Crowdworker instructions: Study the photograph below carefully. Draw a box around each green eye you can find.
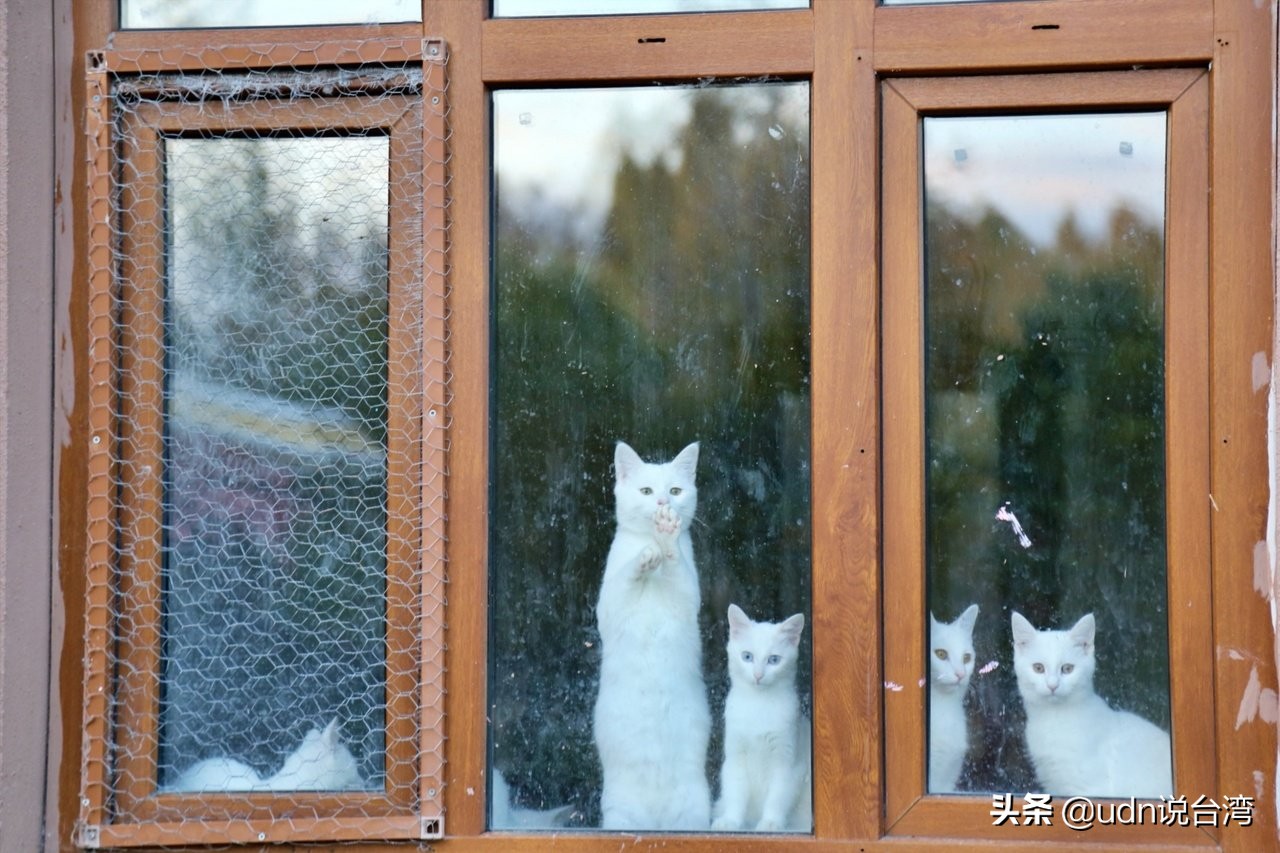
[639,487,653,495]
[669,487,682,495]
[935,649,948,661]
[1061,664,1074,674]
[963,654,972,664]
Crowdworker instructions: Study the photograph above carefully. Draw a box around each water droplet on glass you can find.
[519,112,533,126]
[767,124,785,140]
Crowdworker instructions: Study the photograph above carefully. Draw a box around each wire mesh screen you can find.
[80,40,447,847]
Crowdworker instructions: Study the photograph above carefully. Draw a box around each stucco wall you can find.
[0,0,58,850]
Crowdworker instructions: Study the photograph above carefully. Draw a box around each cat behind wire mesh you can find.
[171,719,364,792]
[592,440,711,831]
[711,604,811,833]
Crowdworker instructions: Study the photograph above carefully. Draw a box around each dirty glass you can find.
[923,113,1171,796]
[490,83,811,831]
[121,0,420,28]
[494,0,806,17]
[157,138,388,791]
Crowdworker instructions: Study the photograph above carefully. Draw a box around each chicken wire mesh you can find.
[79,39,448,847]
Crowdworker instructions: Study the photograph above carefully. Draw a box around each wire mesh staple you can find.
[78,39,449,847]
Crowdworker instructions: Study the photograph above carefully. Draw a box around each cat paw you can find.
[652,505,681,556]
[755,817,783,833]
[638,544,663,573]
[710,816,739,832]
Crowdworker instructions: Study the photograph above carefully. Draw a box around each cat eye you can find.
[669,487,682,496]
[767,654,782,665]
[639,487,653,495]
[934,649,948,661]
[1061,664,1074,674]
[962,653,972,664]
[741,651,754,663]
[1032,663,1046,673]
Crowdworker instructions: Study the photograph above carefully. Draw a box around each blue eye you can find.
[767,655,781,665]
[741,651,753,662]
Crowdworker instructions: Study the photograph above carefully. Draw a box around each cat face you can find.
[613,441,699,532]
[725,604,804,689]
[929,604,978,693]
[1010,612,1096,704]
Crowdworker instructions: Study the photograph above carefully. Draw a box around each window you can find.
[77,39,447,847]
[63,1,1276,850]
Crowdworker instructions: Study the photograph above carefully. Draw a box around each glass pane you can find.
[491,83,812,832]
[158,138,388,792]
[121,0,420,28]
[495,0,805,17]
[923,114,1171,798]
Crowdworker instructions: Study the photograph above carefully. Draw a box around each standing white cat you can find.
[712,604,811,833]
[592,441,711,831]
[171,719,364,792]
[928,604,979,793]
[1011,612,1172,798]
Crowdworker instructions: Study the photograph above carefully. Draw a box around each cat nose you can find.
[657,497,668,505]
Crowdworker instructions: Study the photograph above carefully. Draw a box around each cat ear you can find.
[670,442,700,481]
[1010,611,1036,648]
[1068,613,1096,653]
[727,603,751,638]
[957,603,980,633]
[614,442,643,482]
[779,613,805,647]
[321,719,340,747]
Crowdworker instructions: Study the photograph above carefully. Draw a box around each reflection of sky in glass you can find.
[168,137,388,315]
[924,114,1166,246]
[495,86,809,242]
[121,0,420,28]
[496,0,805,16]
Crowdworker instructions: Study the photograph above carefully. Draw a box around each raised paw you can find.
[638,544,663,573]
[653,504,681,536]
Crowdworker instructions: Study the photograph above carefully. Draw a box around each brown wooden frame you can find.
[77,41,447,848]
[881,68,1213,846]
[61,0,1276,851]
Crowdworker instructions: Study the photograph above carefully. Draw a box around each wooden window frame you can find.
[76,34,448,848]
[62,1,1275,851]
[882,68,1212,845]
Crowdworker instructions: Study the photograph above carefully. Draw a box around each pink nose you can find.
[657,497,668,505]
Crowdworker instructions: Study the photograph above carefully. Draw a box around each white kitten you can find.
[928,604,978,793]
[170,756,265,792]
[712,604,811,833]
[264,719,364,790]
[1011,612,1172,798]
[490,768,573,829]
[170,719,363,792]
[592,441,711,831]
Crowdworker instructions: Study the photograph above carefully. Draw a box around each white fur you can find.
[712,604,811,833]
[170,719,364,792]
[1011,612,1172,798]
[928,604,978,793]
[491,768,573,829]
[592,441,711,831]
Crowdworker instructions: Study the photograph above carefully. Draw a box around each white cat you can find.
[712,604,811,833]
[592,441,711,831]
[1011,612,1172,798]
[928,603,979,793]
[490,768,573,829]
[170,719,364,792]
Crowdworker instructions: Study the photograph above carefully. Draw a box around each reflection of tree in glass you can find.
[925,199,1169,793]
[491,83,811,826]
